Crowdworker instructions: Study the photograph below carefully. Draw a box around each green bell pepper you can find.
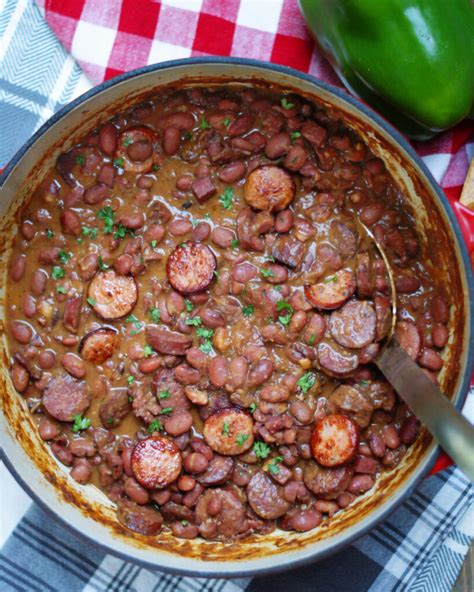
[299,0,474,140]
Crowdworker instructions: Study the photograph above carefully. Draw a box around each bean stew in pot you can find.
[6,85,451,541]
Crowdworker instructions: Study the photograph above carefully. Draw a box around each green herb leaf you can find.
[151,239,157,248]
[98,255,109,271]
[71,414,91,433]
[276,300,294,326]
[123,136,132,147]
[181,519,189,526]
[196,327,214,340]
[149,308,161,323]
[198,117,211,129]
[58,250,71,265]
[249,402,257,414]
[82,226,98,239]
[56,286,67,294]
[267,455,284,475]
[86,297,96,306]
[148,419,163,433]
[253,441,272,460]
[97,206,115,234]
[159,407,173,416]
[290,131,301,143]
[199,341,213,354]
[126,314,142,332]
[185,299,193,312]
[46,229,54,239]
[236,433,249,447]
[307,334,317,345]
[204,213,212,221]
[323,274,338,284]
[359,380,370,388]
[222,421,230,436]
[219,187,234,210]
[281,97,295,110]
[158,390,171,400]
[185,316,202,327]
[242,305,254,317]
[127,375,135,385]
[152,164,160,171]
[260,268,275,278]
[223,117,232,127]
[51,266,65,280]
[230,239,239,249]
[143,344,154,357]
[114,223,134,240]
[113,157,124,167]
[297,372,316,394]
[75,154,85,166]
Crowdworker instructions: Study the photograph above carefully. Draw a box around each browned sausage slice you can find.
[146,326,192,356]
[115,126,157,174]
[88,270,138,320]
[247,471,291,519]
[99,388,131,428]
[303,462,354,499]
[395,321,421,360]
[310,414,359,467]
[305,269,356,310]
[117,499,163,536]
[196,456,234,486]
[131,436,182,489]
[317,341,359,377]
[244,166,295,212]
[43,373,91,422]
[166,241,216,294]
[195,488,246,540]
[203,408,254,455]
[79,328,119,363]
[329,300,376,349]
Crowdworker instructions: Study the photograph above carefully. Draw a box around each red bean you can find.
[11,363,29,393]
[114,254,133,276]
[38,418,59,441]
[38,350,56,370]
[177,475,196,492]
[284,145,307,171]
[400,417,420,445]
[232,261,258,283]
[99,122,117,155]
[200,308,225,328]
[432,324,449,348]
[11,254,26,282]
[22,294,36,318]
[289,509,322,532]
[290,400,313,424]
[174,365,201,385]
[383,425,401,449]
[219,161,247,183]
[263,263,288,284]
[21,221,35,240]
[145,223,165,244]
[137,175,154,189]
[168,219,192,236]
[176,175,193,191]
[348,475,374,493]
[124,477,150,504]
[265,132,291,159]
[314,500,339,516]
[289,310,307,333]
[360,203,384,225]
[122,447,133,476]
[138,356,162,374]
[368,432,386,458]
[418,348,443,371]
[163,126,181,155]
[186,347,210,370]
[211,226,235,248]
[228,356,249,388]
[10,321,32,344]
[171,521,199,539]
[337,492,356,508]
[61,352,86,378]
[395,275,420,293]
[184,452,209,474]
[151,490,171,505]
[247,359,273,387]
[192,222,210,241]
[118,212,145,229]
[431,294,449,324]
[31,270,47,296]
[190,438,213,461]
[275,209,294,233]
[209,356,228,387]
[60,210,81,235]
[70,458,92,484]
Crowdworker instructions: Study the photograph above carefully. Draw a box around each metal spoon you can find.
[358,221,474,483]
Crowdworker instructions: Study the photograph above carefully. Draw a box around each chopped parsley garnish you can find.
[151,239,157,248]
[98,255,109,271]
[236,433,249,447]
[219,186,234,210]
[127,375,135,385]
[185,299,193,312]
[253,441,272,460]
[204,213,212,221]
[191,219,200,228]
[126,314,142,332]
[76,237,83,244]
[46,229,54,239]
[113,157,124,167]
[51,266,65,280]
[222,421,230,436]
[199,341,213,354]
[298,372,316,394]
[149,308,161,323]
[281,97,295,110]
[143,344,154,357]
[359,380,370,388]
[158,390,171,400]
[290,131,301,143]
[249,402,257,414]
[71,414,91,433]
[242,305,254,317]
[267,456,284,475]
[75,154,85,166]
[148,419,163,433]
[198,117,211,129]
[181,520,189,526]
[58,250,71,265]
[185,316,202,327]
[123,136,132,147]
[196,327,214,340]
[152,164,160,171]
[230,239,239,249]
[82,225,98,239]
[223,116,232,127]
[159,407,173,416]
[86,297,96,306]
[56,286,67,294]
[323,274,338,284]
[307,334,317,345]
[97,206,115,234]
[113,223,134,240]
[276,300,294,326]
[260,268,275,279]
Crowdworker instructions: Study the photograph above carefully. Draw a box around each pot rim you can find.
[1,57,473,577]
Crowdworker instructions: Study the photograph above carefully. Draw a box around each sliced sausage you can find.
[166,241,216,294]
[329,384,374,428]
[329,300,376,349]
[247,471,291,519]
[196,456,234,486]
[395,321,421,360]
[63,296,82,333]
[146,326,192,356]
[99,388,131,428]
[192,176,216,204]
[305,269,356,310]
[317,341,360,377]
[88,270,138,320]
[303,462,353,499]
[203,408,254,455]
[244,166,295,212]
[195,488,246,540]
[117,499,163,536]
[43,373,91,422]
[79,328,119,364]
[310,414,359,467]
[131,436,182,489]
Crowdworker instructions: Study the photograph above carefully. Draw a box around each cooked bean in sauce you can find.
[6,85,450,541]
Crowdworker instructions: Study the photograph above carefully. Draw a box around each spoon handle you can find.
[376,339,474,483]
